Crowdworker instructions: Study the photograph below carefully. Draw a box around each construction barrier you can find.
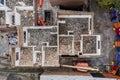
[114,22,120,28]
[115,41,120,47]
[111,7,120,75]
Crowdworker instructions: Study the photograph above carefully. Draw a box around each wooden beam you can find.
[61,65,99,71]
[0,26,17,31]
[17,26,23,47]
[10,48,15,68]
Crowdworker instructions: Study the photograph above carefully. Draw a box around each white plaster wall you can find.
[40,75,116,80]
[15,12,21,25]
[6,12,12,26]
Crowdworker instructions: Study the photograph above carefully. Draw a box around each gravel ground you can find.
[49,34,57,46]
[74,41,80,53]
[89,0,115,66]
[19,47,33,65]
[17,10,34,26]
[7,73,36,80]
[59,36,73,55]
[83,36,96,53]
[51,27,57,32]
[6,0,33,10]
[28,28,57,51]
[28,29,51,46]
[59,18,88,40]
[0,73,37,80]
[44,47,59,66]
[36,53,42,66]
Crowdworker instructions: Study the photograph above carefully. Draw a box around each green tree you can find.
[115,0,120,11]
[96,0,120,11]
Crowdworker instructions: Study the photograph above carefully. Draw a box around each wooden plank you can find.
[10,48,15,67]
[17,26,23,47]
[0,26,17,31]
[42,71,91,76]
[61,65,99,71]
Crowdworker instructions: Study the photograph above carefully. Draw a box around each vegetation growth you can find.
[96,0,120,11]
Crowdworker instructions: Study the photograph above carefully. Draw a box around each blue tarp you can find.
[115,52,120,65]
[112,8,120,66]
[112,17,119,22]
[111,9,119,22]
[112,9,118,18]
[0,0,4,5]
[116,47,120,52]
[115,36,120,41]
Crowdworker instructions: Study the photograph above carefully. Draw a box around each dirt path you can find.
[90,0,115,66]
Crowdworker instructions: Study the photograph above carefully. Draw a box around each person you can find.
[111,9,118,22]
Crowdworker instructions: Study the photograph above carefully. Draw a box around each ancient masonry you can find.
[0,0,101,67]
